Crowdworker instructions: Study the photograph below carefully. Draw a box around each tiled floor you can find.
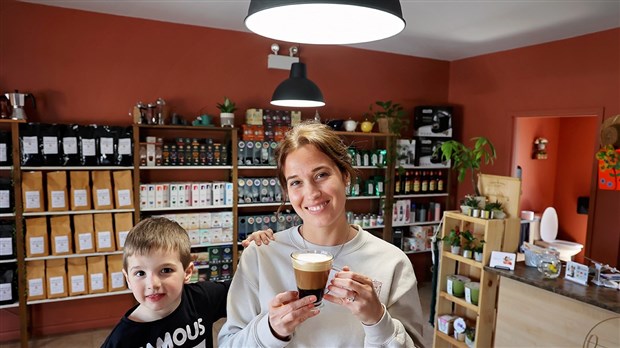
[3,282,436,348]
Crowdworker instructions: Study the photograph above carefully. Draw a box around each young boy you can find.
[101,217,228,348]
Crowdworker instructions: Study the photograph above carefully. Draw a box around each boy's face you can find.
[123,248,193,320]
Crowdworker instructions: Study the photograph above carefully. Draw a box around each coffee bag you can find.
[114,213,133,250]
[26,260,46,301]
[67,257,88,296]
[112,170,133,209]
[46,258,67,299]
[46,171,68,211]
[107,254,126,292]
[22,171,44,213]
[0,177,12,213]
[94,213,115,252]
[69,171,92,210]
[87,256,107,294]
[0,265,16,305]
[0,221,15,260]
[50,215,72,255]
[91,171,113,210]
[25,217,48,257]
[73,214,95,254]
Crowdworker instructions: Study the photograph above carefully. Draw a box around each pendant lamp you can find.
[246,0,406,45]
[271,62,325,108]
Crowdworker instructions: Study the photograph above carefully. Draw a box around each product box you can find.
[413,106,453,137]
[397,139,416,165]
[161,183,169,207]
[212,182,224,206]
[222,211,233,227]
[222,228,233,243]
[169,184,178,208]
[237,216,248,240]
[237,140,246,165]
[199,213,212,229]
[191,183,201,207]
[415,138,450,168]
[146,136,156,166]
[211,212,222,228]
[155,184,165,208]
[139,185,147,208]
[187,214,200,230]
[147,184,156,208]
[224,182,233,205]
[188,229,200,246]
[245,108,263,125]
[220,263,232,280]
[208,264,221,281]
[208,246,222,264]
[437,314,457,335]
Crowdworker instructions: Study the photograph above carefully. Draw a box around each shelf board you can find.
[439,291,480,313]
[194,264,210,270]
[401,164,450,170]
[443,251,483,269]
[0,259,17,264]
[238,166,276,170]
[140,165,232,170]
[347,195,382,200]
[444,211,503,225]
[0,166,12,171]
[25,251,123,261]
[27,289,133,305]
[404,250,431,255]
[141,205,232,212]
[191,242,234,248]
[23,208,135,217]
[0,302,19,310]
[0,213,15,218]
[136,124,235,132]
[238,202,289,208]
[395,220,441,227]
[21,166,133,170]
[394,193,449,198]
[434,329,468,348]
[333,130,392,137]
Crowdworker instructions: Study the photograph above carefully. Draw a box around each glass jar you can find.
[537,249,561,279]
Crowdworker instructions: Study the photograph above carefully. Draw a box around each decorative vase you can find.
[450,245,461,254]
[462,249,473,259]
[474,251,483,262]
[220,112,234,127]
[377,118,390,133]
[472,209,481,218]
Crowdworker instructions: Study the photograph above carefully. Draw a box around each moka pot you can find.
[5,91,36,121]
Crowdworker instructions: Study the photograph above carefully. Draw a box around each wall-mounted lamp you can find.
[533,137,549,159]
[245,0,406,45]
[271,62,325,108]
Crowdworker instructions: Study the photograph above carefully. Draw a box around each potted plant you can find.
[442,228,462,254]
[216,96,237,128]
[485,200,505,219]
[473,239,486,261]
[465,327,476,347]
[368,100,408,135]
[438,137,496,197]
[461,230,475,258]
[461,194,480,216]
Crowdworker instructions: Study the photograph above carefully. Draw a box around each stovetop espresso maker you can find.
[2,90,36,120]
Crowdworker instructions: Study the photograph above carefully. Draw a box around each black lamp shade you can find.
[246,0,406,44]
[271,63,325,108]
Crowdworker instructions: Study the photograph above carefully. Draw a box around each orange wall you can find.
[0,0,450,341]
[449,28,620,266]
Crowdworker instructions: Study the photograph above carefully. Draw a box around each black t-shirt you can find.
[101,281,228,348]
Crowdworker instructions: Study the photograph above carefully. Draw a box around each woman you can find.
[219,121,426,347]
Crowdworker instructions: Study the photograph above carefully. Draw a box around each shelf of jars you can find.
[21,166,133,171]
[23,208,135,217]
[27,289,133,305]
[25,250,123,262]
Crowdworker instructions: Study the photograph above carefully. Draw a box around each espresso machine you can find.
[3,91,36,120]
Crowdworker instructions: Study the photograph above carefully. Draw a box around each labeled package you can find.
[70,171,92,210]
[0,178,13,213]
[19,123,43,166]
[67,257,88,296]
[26,260,46,301]
[46,171,68,211]
[94,213,116,252]
[107,254,126,291]
[41,123,62,166]
[62,124,81,166]
[22,171,44,213]
[50,215,72,255]
[79,124,98,166]
[113,213,133,250]
[25,217,48,257]
[0,265,16,305]
[46,258,67,299]
[0,222,15,260]
[91,171,113,210]
[113,170,133,209]
[87,256,107,294]
[73,214,95,254]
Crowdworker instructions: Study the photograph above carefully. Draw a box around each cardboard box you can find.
[413,106,453,137]
[415,138,450,168]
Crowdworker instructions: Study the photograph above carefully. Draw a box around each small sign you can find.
[489,251,516,271]
[565,261,589,286]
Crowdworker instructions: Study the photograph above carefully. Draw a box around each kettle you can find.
[4,90,36,121]
[343,119,358,132]
[360,119,374,133]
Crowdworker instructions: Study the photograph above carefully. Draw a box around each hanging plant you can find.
[595,144,620,190]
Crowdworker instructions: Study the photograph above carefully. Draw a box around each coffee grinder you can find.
[4,91,36,120]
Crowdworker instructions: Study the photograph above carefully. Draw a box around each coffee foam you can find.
[292,253,333,272]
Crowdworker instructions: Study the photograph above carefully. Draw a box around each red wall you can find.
[449,28,620,266]
[0,0,450,341]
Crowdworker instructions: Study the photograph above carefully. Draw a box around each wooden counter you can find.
[486,263,620,347]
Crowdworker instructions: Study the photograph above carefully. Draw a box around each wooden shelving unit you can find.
[433,211,505,348]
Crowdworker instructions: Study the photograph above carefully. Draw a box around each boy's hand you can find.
[241,228,275,247]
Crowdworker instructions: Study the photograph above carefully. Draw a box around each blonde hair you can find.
[275,121,356,198]
[123,217,191,271]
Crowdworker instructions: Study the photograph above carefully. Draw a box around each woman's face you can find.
[283,144,349,230]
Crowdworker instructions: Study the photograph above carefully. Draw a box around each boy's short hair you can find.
[123,217,192,271]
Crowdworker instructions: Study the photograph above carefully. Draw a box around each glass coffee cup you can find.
[290,250,334,307]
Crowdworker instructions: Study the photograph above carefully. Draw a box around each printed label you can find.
[96,189,111,206]
[63,137,78,154]
[90,273,104,290]
[97,231,112,249]
[28,278,44,296]
[43,136,59,154]
[78,233,93,251]
[71,275,85,293]
[54,235,69,253]
[73,189,87,207]
[25,191,41,209]
[51,190,66,208]
[117,189,131,207]
[49,276,65,295]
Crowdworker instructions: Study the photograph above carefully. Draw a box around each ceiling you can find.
[22,0,620,61]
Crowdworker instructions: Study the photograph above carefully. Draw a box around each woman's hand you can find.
[268,291,320,339]
[324,266,384,325]
[241,228,275,247]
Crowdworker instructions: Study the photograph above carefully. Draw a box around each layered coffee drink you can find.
[291,250,333,307]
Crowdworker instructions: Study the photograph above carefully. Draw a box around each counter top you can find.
[485,262,620,314]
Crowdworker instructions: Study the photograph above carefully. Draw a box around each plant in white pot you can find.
[461,194,480,216]
[473,239,485,262]
[217,97,237,128]
[442,229,462,254]
[461,230,475,258]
